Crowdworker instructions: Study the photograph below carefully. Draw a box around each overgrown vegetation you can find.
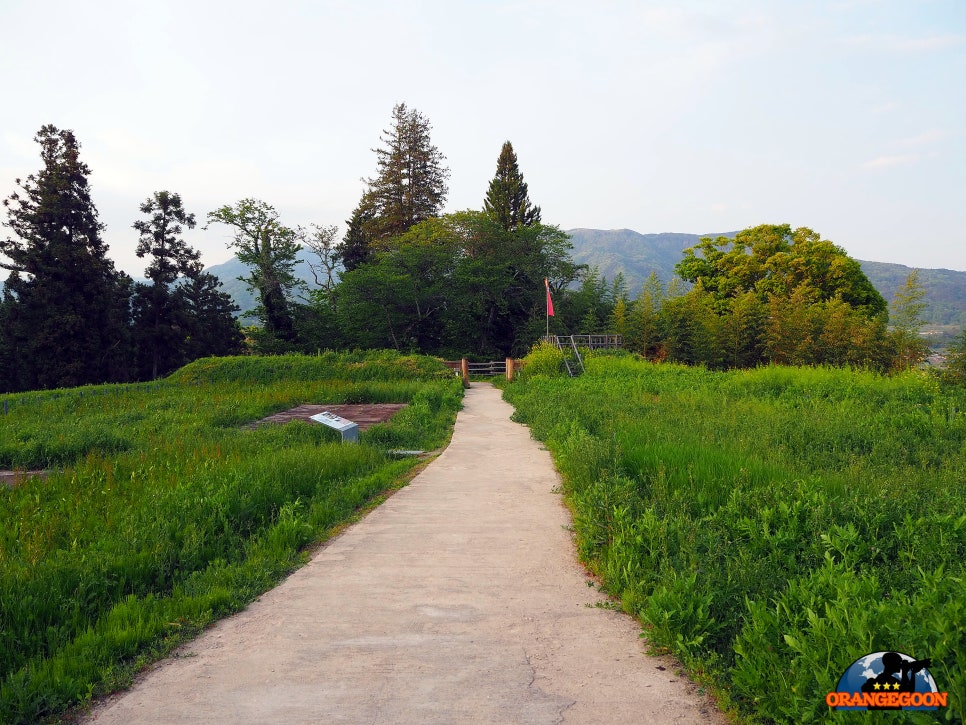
[506,352,965,722]
[0,352,462,724]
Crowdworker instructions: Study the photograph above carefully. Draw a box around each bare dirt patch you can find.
[245,403,407,430]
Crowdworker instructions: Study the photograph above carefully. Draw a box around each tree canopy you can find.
[337,211,579,356]
[206,199,301,345]
[676,224,887,317]
[367,103,450,241]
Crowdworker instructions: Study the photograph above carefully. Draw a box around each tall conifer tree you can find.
[339,192,377,272]
[131,191,200,379]
[175,261,244,359]
[345,103,449,261]
[1,125,132,391]
[483,141,541,230]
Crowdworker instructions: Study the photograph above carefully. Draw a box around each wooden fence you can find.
[442,358,523,387]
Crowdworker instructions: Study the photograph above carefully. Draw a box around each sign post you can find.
[309,411,360,443]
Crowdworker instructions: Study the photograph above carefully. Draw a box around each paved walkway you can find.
[87,384,724,724]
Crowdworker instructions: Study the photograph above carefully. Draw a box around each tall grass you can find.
[505,353,965,722]
[0,352,462,724]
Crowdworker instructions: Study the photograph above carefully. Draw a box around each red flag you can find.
[545,278,555,317]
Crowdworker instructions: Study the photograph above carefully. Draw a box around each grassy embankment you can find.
[0,351,463,724]
[505,351,964,723]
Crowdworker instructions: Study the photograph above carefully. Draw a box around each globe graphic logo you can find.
[830,651,945,711]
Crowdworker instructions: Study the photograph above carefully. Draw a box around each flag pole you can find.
[544,277,554,338]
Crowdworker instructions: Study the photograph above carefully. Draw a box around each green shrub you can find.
[520,341,565,379]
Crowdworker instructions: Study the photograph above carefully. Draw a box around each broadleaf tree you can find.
[337,211,580,356]
[206,199,301,346]
[676,224,887,316]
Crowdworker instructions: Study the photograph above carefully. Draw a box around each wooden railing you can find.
[442,358,523,386]
[541,334,623,350]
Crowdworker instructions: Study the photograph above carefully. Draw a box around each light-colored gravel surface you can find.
[86,383,726,724]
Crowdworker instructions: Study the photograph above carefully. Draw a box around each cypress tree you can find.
[483,141,541,230]
[1,125,132,390]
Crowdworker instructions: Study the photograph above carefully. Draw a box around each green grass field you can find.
[0,351,463,724]
[505,352,965,723]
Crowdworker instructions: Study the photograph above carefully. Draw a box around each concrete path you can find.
[86,384,725,724]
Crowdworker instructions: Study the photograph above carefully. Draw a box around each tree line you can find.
[0,126,242,393]
[0,106,940,393]
[599,224,932,373]
[0,107,580,392]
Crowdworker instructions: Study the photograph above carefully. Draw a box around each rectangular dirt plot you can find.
[247,404,407,430]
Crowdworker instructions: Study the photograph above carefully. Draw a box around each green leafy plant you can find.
[504,354,966,722]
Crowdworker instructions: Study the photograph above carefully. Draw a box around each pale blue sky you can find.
[2,0,964,276]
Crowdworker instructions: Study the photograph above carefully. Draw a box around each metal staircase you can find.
[545,335,585,377]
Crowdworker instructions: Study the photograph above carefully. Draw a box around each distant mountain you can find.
[565,229,736,291]
[858,261,966,327]
[205,250,320,320]
[200,230,966,332]
[565,228,966,329]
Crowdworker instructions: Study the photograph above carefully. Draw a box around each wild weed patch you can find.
[0,352,462,724]
[504,355,965,722]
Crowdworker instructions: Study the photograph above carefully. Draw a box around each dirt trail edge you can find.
[86,383,726,724]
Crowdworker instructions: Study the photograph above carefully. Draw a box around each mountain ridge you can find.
[563,228,966,329]
[199,229,966,330]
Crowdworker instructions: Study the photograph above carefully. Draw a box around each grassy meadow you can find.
[0,351,462,724]
[505,352,965,723]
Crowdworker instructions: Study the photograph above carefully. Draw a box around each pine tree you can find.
[483,141,541,230]
[1,125,132,390]
[131,191,200,379]
[175,261,244,359]
[365,103,450,244]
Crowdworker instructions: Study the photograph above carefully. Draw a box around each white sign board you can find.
[309,411,359,442]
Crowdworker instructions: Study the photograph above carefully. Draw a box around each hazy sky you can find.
[2,0,964,278]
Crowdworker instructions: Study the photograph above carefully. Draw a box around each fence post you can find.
[506,358,515,382]
[461,358,469,388]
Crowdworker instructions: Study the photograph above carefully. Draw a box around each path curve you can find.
[86,383,725,724]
